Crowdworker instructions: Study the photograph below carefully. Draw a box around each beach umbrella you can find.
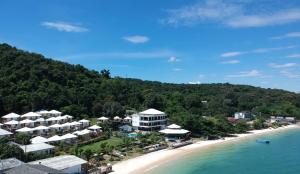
[88,125,102,130]
[47,135,63,142]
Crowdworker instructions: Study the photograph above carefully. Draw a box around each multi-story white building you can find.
[132,108,167,131]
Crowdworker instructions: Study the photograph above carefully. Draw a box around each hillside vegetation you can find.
[1,43,300,122]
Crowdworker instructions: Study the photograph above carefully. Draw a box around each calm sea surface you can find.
[146,128,300,174]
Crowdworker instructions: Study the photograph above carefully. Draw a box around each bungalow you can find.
[0,158,23,172]
[2,113,20,121]
[21,112,42,120]
[5,163,63,174]
[159,124,190,142]
[0,128,13,138]
[29,155,87,174]
[234,111,253,120]
[18,143,55,154]
[97,116,109,124]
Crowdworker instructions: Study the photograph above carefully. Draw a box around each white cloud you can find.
[172,68,182,71]
[286,54,300,58]
[61,50,175,60]
[226,70,262,78]
[221,52,244,57]
[280,70,300,78]
[41,21,88,32]
[188,81,201,84]
[162,0,300,28]
[168,56,180,62]
[220,45,296,57]
[269,63,297,68]
[271,31,300,39]
[122,35,149,44]
[221,60,240,64]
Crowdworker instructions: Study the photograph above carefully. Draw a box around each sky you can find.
[0,0,300,92]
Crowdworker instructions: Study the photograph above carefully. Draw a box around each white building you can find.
[234,111,253,120]
[29,155,87,174]
[18,143,54,154]
[159,124,190,142]
[0,128,13,138]
[132,108,167,131]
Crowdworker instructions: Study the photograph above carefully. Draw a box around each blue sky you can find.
[1,0,300,92]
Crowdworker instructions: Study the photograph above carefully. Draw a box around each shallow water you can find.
[146,128,300,174]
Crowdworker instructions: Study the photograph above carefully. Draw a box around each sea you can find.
[145,128,300,174]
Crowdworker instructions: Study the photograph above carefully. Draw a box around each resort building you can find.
[0,158,24,172]
[5,164,63,174]
[97,116,109,124]
[2,113,20,121]
[0,128,12,138]
[29,155,87,174]
[234,111,253,120]
[18,143,55,154]
[159,124,190,142]
[270,116,296,124]
[132,108,167,131]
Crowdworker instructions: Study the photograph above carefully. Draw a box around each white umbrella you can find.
[31,136,48,144]
[16,127,33,132]
[63,115,73,119]
[2,113,20,119]
[4,120,19,125]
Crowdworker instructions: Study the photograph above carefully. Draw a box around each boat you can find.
[256,139,270,144]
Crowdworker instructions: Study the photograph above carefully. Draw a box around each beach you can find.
[112,124,300,174]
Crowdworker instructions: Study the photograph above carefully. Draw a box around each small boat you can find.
[256,139,270,144]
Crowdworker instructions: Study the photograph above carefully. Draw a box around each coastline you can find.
[111,124,300,174]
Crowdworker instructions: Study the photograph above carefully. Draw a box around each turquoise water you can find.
[146,128,300,174]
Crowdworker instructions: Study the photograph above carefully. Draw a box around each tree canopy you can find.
[0,43,299,123]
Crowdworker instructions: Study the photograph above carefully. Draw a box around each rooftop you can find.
[0,128,13,136]
[19,143,54,153]
[29,155,87,170]
[2,113,20,119]
[139,108,165,115]
[0,158,23,170]
[5,164,63,174]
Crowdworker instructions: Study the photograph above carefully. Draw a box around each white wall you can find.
[131,114,140,127]
[62,165,81,174]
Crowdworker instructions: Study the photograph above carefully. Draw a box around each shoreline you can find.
[111,124,300,174]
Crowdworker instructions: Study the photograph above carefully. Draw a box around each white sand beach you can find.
[112,124,299,174]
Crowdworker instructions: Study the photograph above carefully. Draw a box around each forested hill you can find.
[0,43,300,120]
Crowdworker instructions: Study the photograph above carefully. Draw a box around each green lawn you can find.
[89,118,98,125]
[79,136,123,152]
